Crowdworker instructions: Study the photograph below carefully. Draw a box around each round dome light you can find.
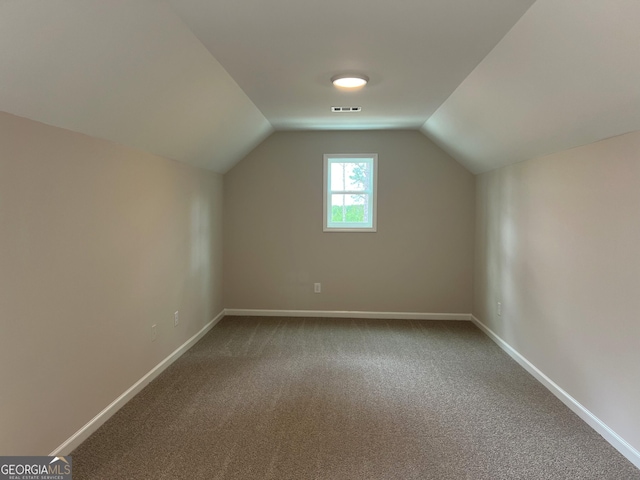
[331,74,369,89]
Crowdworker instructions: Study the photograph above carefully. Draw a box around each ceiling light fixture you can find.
[331,74,369,89]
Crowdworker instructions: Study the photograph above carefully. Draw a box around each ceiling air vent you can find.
[331,106,362,113]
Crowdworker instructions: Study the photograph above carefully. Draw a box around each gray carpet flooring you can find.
[72,317,640,479]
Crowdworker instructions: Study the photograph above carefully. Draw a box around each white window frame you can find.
[323,153,378,232]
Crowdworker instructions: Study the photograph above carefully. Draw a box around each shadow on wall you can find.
[190,194,212,304]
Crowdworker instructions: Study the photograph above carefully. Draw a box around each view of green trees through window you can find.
[331,204,365,222]
[330,161,369,224]
[324,154,377,231]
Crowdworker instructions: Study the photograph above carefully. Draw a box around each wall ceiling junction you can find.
[1,0,639,174]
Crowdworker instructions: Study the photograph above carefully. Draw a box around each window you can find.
[323,154,378,232]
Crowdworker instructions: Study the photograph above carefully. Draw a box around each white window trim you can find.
[323,153,378,232]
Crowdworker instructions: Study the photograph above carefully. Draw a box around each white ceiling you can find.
[0,0,272,173]
[168,0,534,131]
[1,0,639,174]
[422,0,640,174]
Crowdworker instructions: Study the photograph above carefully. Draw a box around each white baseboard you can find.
[471,315,640,470]
[49,310,226,456]
[224,308,471,321]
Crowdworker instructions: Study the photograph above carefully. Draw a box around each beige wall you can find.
[474,130,640,453]
[224,130,475,313]
[0,112,224,455]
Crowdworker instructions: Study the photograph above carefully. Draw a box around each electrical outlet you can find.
[174,311,179,327]
[497,302,502,316]
[314,283,321,294]
[151,324,157,342]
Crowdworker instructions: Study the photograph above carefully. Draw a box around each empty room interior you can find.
[1,0,639,478]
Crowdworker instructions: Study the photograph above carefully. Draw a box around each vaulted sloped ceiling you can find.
[1,0,639,174]
[422,0,640,174]
[167,0,534,132]
[0,0,273,173]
